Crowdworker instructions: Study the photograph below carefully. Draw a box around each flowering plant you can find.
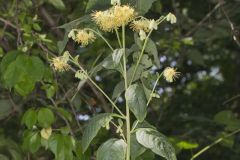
[51,1,179,160]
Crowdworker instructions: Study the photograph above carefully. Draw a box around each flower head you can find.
[51,55,70,72]
[131,18,151,33]
[92,10,117,32]
[113,5,135,26]
[166,12,177,24]
[148,19,158,30]
[163,67,180,82]
[75,30,96,47]
[92,5,136,32]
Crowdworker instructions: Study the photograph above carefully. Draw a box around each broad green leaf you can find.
[96,138,127,160]
[112,49,124,65]
[85,0,110,13]
[81,113,113,152]
[49,134,75,160]
[102,54,122,72]
[125,84,147,122]
[15,55,45,82]
[75,142,91,160]
[37,108,55,128]
[131,134,146,160]
[136,128,177,160]
[14,77,35,96]
[3,61,20,88]
[117,0,157,15]
[112,81,124,99]
[145,39,160,67]
[47,0,65,10]
[0,99,12,120]
[134,34,160,67]
[136,150,155,160]
[23,131,41,153]
[0,50,20,73]
[131,0,156,15]
[21,108,37,129]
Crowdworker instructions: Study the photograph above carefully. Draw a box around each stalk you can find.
[122,25,131,160]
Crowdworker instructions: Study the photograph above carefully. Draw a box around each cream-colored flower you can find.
[92,10,117,32]
[166,12,177,24]
[92,5,136,32]
[131,18,151,33]
[148,19,158,30]
[40,127,52,140]
[139,29,146,41]
[113,5,135,26]
[51,56,70,72]
[163,67,180,82]
[75,30,96,47]
[75,70,87,80]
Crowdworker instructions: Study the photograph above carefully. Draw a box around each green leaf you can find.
[134,34,159,67]
[81,113,113,153]
[14,77,35,96]
[21,108,37,129]
[96,138,127,160]
[15,55,45,82]
[136,128,177,160]
[0,50,20,74]
[112,49,124,65]
[122,0,156,15]
[47,0,66,10]
[145,39,160,68]
[23,131,41,153]
[131,134,146,160]
[125,84,147,122]
[2,61,20,88]
[136,150,155,160]
[48,134,75,160]
[85,0,111,13]
[102,54,122,72]
[75,142,91,160]
[37,108,55,128]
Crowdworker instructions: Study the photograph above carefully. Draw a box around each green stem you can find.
[129,16,167,85]
[146,72,163,106]
[85,28,114,51]
[70,60,125,117]
[115,28,122,48]
[129,30,153,85]
[122,25,131,160]
[190,128,240,160]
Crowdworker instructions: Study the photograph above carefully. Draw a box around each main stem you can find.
[122,25,131,160]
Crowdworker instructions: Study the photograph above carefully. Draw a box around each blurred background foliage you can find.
[1,0,240,159]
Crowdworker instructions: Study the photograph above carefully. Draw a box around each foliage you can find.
[0,0,240,160]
